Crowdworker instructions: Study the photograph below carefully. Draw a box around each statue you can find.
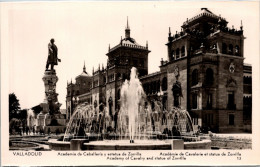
[46,38,61,71]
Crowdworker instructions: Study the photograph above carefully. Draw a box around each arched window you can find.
[192,93,197,109]
[222,43,227,54]
[157,81,160,92]
[172,82,182,107]
[235,45,239,56]
[176,48,180,59]
[181,46,185,57]
[205,68,214,85]
[153,82,156,94]
[228,44,233,55]
[192,69,198,86]
[162,77,168,91]
[149,83,152,94]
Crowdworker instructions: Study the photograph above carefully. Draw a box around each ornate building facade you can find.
[66,8,252,133]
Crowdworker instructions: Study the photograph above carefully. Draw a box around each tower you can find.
[165,8,245,132]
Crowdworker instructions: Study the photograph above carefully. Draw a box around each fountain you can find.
[49,67,211,150]
[27,109,36,134]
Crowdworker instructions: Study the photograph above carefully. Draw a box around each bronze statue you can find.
[46,38,61,71]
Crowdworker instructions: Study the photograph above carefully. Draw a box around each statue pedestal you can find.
[42,70,59,104]
[36,69,66,133]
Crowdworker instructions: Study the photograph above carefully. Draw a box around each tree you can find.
[17,109,28,125]
[9,93,21,120]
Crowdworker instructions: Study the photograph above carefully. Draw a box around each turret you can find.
[83,61,86,73]
[125,16,130,38]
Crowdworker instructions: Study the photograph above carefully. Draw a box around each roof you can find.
[76,71,90,79]
[121,37,141,46]
[108,19,149,53]
[140,71,161,80]
[183,8,223,25]
[109,38,148,53]
[195,8,217,17]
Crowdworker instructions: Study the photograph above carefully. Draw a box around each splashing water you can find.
[120,67,146,141]
[63,67,194,142]
[27,109,36,128]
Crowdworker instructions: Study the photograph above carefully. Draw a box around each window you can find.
[157,81,160,92]
[162,96,167,110]
[222,43,227,54]
[176,48,180,59]
[151,101,155,110]
[228,44,233,55]
[181,46,185,57]
[205,68,214,85]
[227,91,236,110]
[162,77,167,91]
[229,114,235,125]
[152,82,157,94]
[133,59,138,66]
[94,80,99,87]
[192,93,197,109]
[193,117,198,125]
[172,82,182,107]
[140,59,144,67]
[108,74,115,82]
[117,89,121,99]
[207,93,213,109]
[192,69,198,86]
[117,73,121,79]
[205,114,213,125]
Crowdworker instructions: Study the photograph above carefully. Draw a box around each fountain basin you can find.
[49,139,70,150]
[48,138,212,150]
[83,140,171,150]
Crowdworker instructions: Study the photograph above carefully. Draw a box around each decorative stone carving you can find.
[229,62,235,73]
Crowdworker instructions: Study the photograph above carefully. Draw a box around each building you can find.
[66,8,252,133]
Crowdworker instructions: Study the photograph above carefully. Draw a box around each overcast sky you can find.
[1,1,259,109]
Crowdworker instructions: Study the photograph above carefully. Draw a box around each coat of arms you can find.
[173,65,179,78]
[229,62,235,73]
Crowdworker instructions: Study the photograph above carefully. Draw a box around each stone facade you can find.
[66,8,252,133]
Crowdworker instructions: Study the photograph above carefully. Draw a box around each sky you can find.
[1,1,259,109]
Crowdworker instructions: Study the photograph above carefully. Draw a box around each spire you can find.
[71,78,72,84]
[108,44,110,52]
[83,61,86,73]
[92,67,94,75]
[125,16,130,38]
[146,40,148,49]
[240,20,243,30]
[168,27,171,37]
[126,16,130,29]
